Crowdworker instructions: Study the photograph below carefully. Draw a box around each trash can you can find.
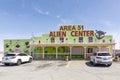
[65,56,69,61]
[113,56,119,61]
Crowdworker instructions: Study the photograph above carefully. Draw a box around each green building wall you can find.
[33,31,112,44]
[4,39,30,54]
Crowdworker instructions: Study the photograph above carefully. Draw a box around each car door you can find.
[18,53,27,62]
[22,54,29,62]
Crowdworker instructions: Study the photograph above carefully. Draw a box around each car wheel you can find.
[17,59,21,65]
[90,61,93,64]
[28,58,32,63]
[93,62,96,66]
[4,63,10,66]
[107,64,112,67]
[93,60,96,66]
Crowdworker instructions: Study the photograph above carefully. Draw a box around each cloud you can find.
[21,0,25,8]
[34,7,50,15]
[33,5,72,25]
[55,18,74,28]
[17,14,24,17]
[56,15,61,18]
[0,12,9,16]
[103,21,113,27]
[17,14,31,17]
[61,18,73,24]
[1,34,30,39]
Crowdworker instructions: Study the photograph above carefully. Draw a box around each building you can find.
[0,51,3,61]
[4,39,30,54]
[4,25,115,60]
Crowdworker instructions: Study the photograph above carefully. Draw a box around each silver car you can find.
[90,52,113,66]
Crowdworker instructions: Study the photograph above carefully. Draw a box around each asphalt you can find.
[0,60,120,80]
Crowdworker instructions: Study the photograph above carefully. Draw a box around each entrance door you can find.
[57,46,70,60]
[34,46,43,59]
[44,47,56,59]
[71,47,84,59]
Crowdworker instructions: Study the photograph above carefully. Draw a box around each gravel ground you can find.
[0,60,120,80]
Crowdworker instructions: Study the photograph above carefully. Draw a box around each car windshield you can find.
[5,54,16,56]
[98,53,110,56]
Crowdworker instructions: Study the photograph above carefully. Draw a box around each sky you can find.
[0,0,120,51]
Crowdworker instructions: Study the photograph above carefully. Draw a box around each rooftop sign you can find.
[49,25,94,37]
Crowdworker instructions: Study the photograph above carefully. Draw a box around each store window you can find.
[109,39,112,43]
[79,37,83,43]
[87,48,93,53]
[60,37,64,43]
[102,39,105,43]
[38,40,41,44]
[88,37,93,42]
[51,37,55,43]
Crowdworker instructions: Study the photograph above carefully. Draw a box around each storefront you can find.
[4,25,115,60]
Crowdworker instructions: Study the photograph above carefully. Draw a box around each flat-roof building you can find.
[4,25,115,60]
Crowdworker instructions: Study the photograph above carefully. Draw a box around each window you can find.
[98,53,110,56]
[87,48,93,53]
[10,40,12,44]
[88,37,93,42]
[109,39,112,43]
[51,37,55,43]
[79,37,83,43]
[5,44,9,48]
[38,40,41,44]
[93,53,97,56]
[46,39,48,43]
[102,39,105,43]
[18,53,27,56]
[5,54,16,56]
[60,37,64,43]
[66,38,68,41]
[18,54,23,56]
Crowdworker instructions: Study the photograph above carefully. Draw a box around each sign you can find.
[95,30,106,39]
[49,25,94,37]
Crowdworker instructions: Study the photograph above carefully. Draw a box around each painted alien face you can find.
[95,30,106,39]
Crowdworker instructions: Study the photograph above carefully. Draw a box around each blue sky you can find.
[0,0,120,51]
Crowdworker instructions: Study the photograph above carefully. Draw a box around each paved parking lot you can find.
[0,60,120,80]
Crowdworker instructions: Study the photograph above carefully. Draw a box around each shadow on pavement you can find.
[0,62,29,67]
[0,64,17,67]
[36,63,52,70]
[85,61,110,67]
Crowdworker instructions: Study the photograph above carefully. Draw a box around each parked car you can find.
[0,56,2,62]
[2,53,33,66]
[0,52,3,62]
[90,52,113,67]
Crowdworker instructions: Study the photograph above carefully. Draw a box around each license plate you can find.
[103,58,107,60]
